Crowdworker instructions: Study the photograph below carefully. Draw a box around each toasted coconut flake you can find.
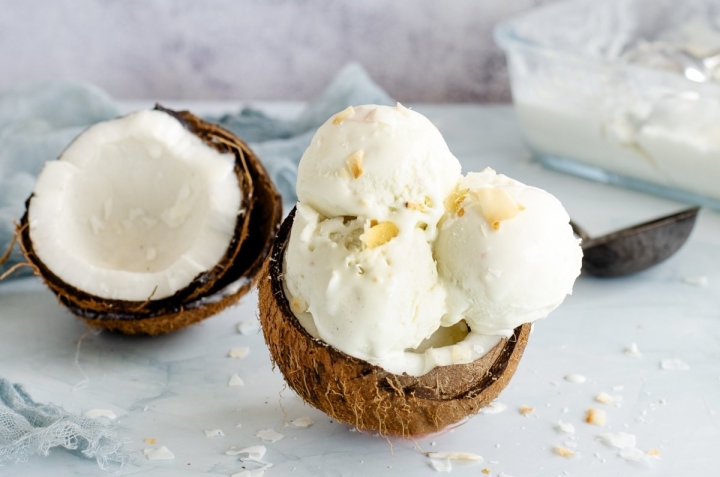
[585,408,607,426]
[471,187,521,230]
[406,201,426,212]
[647,448,661,457]
[143,438,156,445]
[444,190,468,215]
[346,150,364,178]
[595,392,621,405]
[362,221,399,248]
[554,445,576,458]
[426,451,483,461]
[519,405,535,416]
[333,106,355,124]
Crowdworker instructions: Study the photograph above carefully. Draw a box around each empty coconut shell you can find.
[259,208,531,437]
[19,106,282,335]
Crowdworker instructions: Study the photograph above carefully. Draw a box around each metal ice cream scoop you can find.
[570,207,700,278]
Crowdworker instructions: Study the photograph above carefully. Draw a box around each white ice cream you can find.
[285,104,581,376]
[435,169,582,336]
[296,104,461,239]
[284,203,447,362]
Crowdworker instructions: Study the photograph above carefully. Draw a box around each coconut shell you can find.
[19,106,283,335]
[259,208,531,437]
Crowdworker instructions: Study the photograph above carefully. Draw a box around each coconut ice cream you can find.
[282,103,581,377]
[436,169,583,336]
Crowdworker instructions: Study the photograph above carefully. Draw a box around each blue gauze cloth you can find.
[0,63,393,280]
[0,378,131,467]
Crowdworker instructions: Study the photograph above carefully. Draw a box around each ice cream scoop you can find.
[296,104,461,239]
[435,168,583,336]
[284,203,447,363]
[571,206,699,277]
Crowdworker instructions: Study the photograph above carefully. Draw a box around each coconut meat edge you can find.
[28,109,242,301]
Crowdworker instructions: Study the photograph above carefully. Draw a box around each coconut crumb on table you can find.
[237,319,259,334]
[625,342,642,358]
[564,374,586,383]
[595,392,622,405]
[203,429,224,437]
[429,459,452,473]
[585,408,607,426]
[143,438,156,444]
[290,416,314,427]
[555,421,575,434]
[426,451,483,461]
[228,347,250,359]
[144,446,175,460]
[256,429,284,442]
[554,445,576,458]
[228,373,245,386]
[660,358,690,370]
[597,432,636,449]
[519,405,535,416]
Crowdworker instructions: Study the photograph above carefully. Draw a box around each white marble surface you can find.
[1,104,719,476]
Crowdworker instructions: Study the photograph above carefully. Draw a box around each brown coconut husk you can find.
[259,208,531,437]
[19,106,283,335]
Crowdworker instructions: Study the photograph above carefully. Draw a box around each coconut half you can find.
[259,209,531,437]
[19,106,282,335]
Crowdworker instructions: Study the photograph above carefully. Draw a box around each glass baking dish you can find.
[495,0,720,209]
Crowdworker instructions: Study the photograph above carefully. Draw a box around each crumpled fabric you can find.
[0,62,393,280]
[0,378,131,468]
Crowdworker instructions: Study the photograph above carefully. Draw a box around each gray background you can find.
[0,0,554,102]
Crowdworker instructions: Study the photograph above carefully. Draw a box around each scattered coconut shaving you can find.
[144,446,175,460]
[682,275,708,287]
[426,452,483,461]
[472,187,521,230]
[519,405,535,416]
[83,409,117,420]
[237,319,259,335]
[144,438,156,445]
[429,459,452,472]
[256,429,284,442]
[480,402,507,414]
[660,358,690,371]
[228,347,250,359]
[585,408,607,426]
[619,447,660,462]
[228,373,245,387]
[555,421,575,434]
[564,374,586,383]
[597,432,636,449]
[291,417,314,428]
[482,469,491,475]
[225,445,267,461]
[595,392,622,405]
[204,429,224,437]
[625,342,642,358]
[554,445,577,458]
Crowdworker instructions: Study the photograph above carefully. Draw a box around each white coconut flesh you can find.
[28,109,242,301]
